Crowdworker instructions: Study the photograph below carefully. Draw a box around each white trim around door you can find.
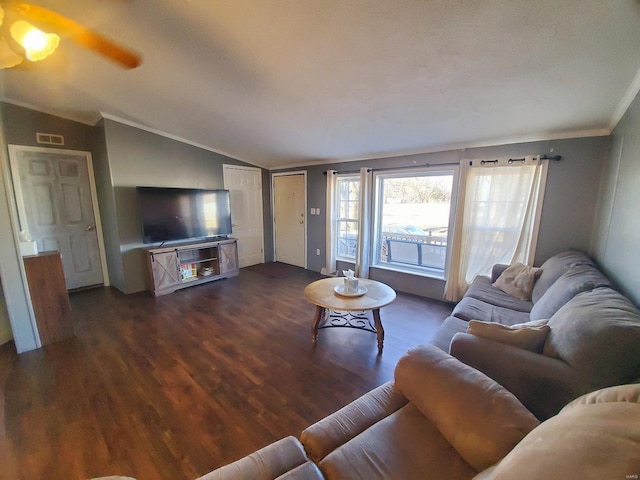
[271,171,307,268]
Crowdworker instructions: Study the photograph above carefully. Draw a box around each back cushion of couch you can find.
[543,288,640,388]
[531,250,594,304]
[484,384,640,480]
[530,264,612,321]
[395,345,539,472]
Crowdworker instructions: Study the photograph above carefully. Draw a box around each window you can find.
[373,169,456,277]
[336,175,360,260]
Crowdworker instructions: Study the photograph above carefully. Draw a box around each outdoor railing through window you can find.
[380,231,447,271]
[373,170,455,276]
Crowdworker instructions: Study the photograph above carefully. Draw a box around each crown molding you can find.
[609,66,640,132]
[269,128,611,170]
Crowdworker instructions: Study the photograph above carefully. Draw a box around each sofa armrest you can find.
[450,332,581,420]
[300,381,407,463]
[196,436,321,480]
[491,264,510,282]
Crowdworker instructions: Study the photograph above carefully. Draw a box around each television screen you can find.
[137,187,233,244]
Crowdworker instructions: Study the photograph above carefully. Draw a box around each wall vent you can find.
[36,133,65,146]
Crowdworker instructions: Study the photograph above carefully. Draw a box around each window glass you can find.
[336,176,359,260]
[375,171,454,275]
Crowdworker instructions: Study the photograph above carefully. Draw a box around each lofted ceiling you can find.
[1,0,640,169]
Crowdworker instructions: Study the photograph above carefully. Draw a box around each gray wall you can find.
[592,91,640,306]
[1,102,96,150]
[99,119,268,293]
[275,136,609,300]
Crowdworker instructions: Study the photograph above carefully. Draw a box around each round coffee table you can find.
[304,277,396,354]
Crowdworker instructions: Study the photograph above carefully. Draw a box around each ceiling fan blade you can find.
[4,1,142,69]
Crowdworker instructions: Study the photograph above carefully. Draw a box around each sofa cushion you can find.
[196,436,313,480]
[319,402,476,480]
[480,384,640,480]
[395,345,539,472]
[543,287,640,388]
[430,316,469,351]
[530,264,612,320]
[467,319,549,353]
[301,381,408,463]
[452,297,531,325]
[531,249,593,303]
[492,263,542,301]
[464,276,533,313]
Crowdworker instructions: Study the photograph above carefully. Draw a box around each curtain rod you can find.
[322,155,561,175]
[471,154,562,166]
[322,161,461,176]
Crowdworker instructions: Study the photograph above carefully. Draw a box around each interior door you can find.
[10,147,104,290]
[273,173,306,267]
[223,164,264,268]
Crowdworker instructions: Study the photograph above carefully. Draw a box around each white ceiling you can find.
[1,0,640,169]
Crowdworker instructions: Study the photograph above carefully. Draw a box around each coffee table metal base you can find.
[320,309,376,332]
[311,306,385,354]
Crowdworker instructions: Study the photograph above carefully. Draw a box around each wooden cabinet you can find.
[23,251,74,346]
[144,239,239,296]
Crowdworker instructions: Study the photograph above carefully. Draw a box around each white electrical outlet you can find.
[316,249,320,255]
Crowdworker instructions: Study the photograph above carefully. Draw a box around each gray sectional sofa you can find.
[431,249,640,419]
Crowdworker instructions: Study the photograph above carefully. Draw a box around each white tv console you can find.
[143,238,239,296]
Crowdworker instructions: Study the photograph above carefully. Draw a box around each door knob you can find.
[85,225,95,231]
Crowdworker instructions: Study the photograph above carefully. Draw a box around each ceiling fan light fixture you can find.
[10,19,59,62]
[0,35,23,68]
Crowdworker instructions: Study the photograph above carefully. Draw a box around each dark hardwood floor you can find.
[0,268,453,480]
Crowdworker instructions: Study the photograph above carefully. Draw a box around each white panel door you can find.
[223,164,264,268]
[10,147,104,290]
[273,174,306,268]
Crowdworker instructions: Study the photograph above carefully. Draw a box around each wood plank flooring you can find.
[0,268,452,480]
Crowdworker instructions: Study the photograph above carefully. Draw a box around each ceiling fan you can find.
[0,0,141,69]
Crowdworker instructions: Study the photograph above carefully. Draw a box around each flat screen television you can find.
[137,187,233,244]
